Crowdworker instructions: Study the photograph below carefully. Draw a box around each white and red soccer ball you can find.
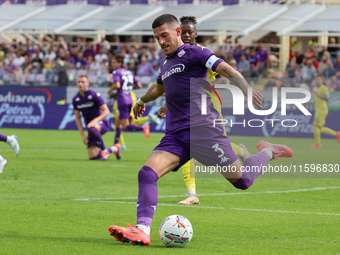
[159,214,193,247]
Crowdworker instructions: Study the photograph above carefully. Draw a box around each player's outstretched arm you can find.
[216,61,263,110]
[74,110,88,145]
[134,82,164,119]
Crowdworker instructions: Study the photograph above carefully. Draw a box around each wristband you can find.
[137,98,146,105]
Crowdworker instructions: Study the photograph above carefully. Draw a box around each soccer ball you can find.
[159,214,193,247]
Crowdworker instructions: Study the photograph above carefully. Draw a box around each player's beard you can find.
[163,40,179,56]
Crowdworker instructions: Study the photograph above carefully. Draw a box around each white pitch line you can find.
[74,199,340,217]
[73,186,340,201]
[12,149,84,152]
[109,165,131,167]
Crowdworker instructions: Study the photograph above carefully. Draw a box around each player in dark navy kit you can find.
[73,75,121,161]
[108,14,294,246]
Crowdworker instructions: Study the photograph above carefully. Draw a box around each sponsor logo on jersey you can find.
[161,64,185,81]
[77,102,94,109]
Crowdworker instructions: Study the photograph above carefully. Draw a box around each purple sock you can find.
[87,127,105,150]
[89,151,101,160]
[114,128,121,144]
[126,124,143,132]
[0,133,7,142]
[136,166,159,228]
[232,150,270,190]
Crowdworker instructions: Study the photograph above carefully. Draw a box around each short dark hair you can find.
[179,16,197,27]
[152,14,179,29]
[114,55,124,65]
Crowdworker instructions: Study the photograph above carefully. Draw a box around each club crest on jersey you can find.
[88,95,92,100]
[178,49,186,57]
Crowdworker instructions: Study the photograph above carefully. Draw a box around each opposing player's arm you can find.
[215,61,263,109]
[317,93,330,101]
[314,89,330,101]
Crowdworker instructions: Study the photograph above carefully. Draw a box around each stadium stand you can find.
[0,1,339,91]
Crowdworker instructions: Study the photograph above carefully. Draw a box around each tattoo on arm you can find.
[217,62,250,95]
[142,83,165,103]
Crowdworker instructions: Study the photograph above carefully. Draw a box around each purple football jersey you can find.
[248,54,260,68]
[72,89,106,125]
[113,68,139,106]
[256,49,268,62]
[156,44,224,134]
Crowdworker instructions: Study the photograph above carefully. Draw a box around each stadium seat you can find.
[88,73,98,85]
[138,76,152,87]
[35,73,45,84]
[26,73,35,83]
[2,74,15,83]
[77,69,88,77]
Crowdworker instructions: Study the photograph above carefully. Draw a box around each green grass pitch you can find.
[0,128,339,254]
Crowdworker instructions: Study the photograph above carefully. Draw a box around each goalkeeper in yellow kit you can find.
[157,16,251,205]
[310,75,340,148]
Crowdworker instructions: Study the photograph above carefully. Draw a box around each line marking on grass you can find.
[73,199,340,217]
[73,186,340,201]
[72,186,340,217]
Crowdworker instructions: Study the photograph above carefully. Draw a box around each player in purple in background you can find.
[0,133,20,174]
[73,75,121,161]
[107,55,150,145]
[108,14,294,246]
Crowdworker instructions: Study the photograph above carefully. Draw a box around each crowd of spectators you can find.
[0,36,166,87]
[0,35,339,92]
[265,37,340,92]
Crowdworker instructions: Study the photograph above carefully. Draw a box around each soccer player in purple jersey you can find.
[158,15,251,205]
[108,14,293,246]
[73,75,120,161]
[107,55,150,144]
[0,133,20,173]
